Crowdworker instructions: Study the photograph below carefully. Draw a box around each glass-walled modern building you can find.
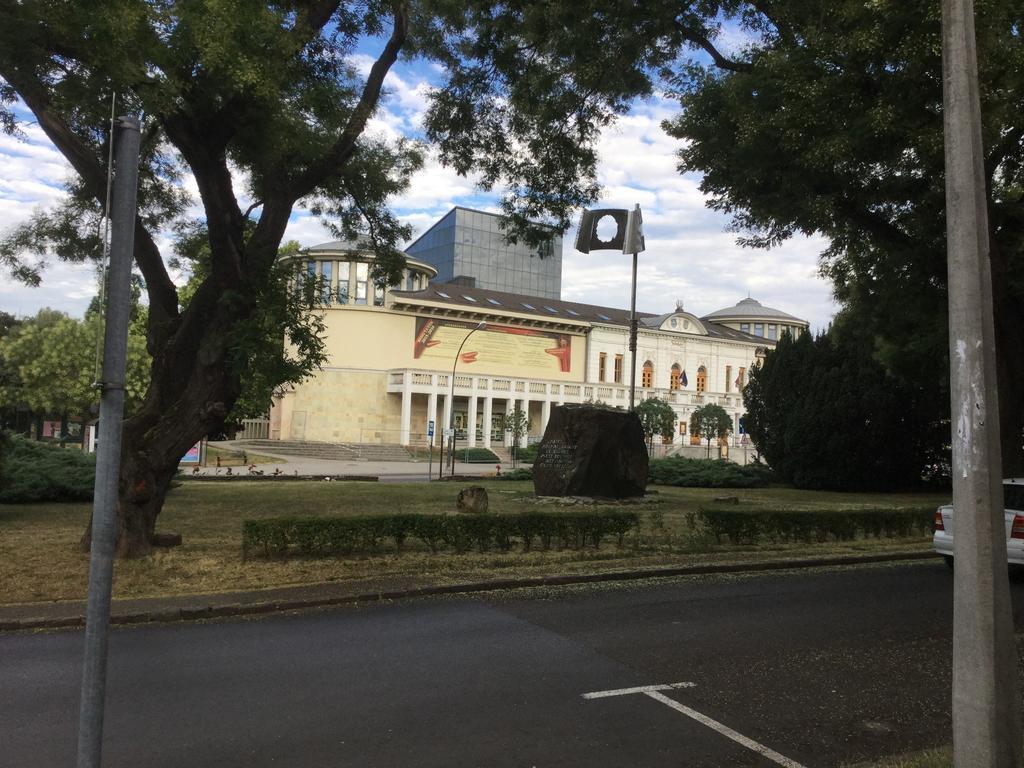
[404,207,563,300]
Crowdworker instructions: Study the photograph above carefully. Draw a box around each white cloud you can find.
[1,71,838,332]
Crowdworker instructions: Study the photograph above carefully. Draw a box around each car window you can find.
[1004,484,1024,511]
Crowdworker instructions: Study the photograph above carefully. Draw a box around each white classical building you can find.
[268,241,809,451]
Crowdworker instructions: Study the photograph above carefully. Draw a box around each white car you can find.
[933,478,1024,567]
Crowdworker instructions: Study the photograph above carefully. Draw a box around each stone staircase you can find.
[488,445,514,465]
[231,439,411,462]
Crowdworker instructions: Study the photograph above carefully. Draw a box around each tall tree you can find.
[663,0,1024,473]
[744,321,943,490]
[0,2,779,554]
[0,308,150,423]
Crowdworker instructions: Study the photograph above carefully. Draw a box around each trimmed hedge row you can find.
[647,457,775,488]
[698,505,934,545]
[242,510,640,559]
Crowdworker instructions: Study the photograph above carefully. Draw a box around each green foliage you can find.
[0,308,150,419]
[647,457,774,488]
[514,444,539,463]
[697,505,935,546]
[499,406,531,467]
[635,397,676,446]
[496,467,533,481]
[0,433,95,503]
[689,403,733,454]
[241,510,640,559]
[456,447,501,463]
[664,0,1024,472]
[743,327,943,490]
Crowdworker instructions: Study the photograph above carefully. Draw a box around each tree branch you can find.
[293,0,343,39]
[675,23,753,73]
[288,2,409,199]
[0,62,179,321]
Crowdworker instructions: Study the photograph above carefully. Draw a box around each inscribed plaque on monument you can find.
[532,405,648,498]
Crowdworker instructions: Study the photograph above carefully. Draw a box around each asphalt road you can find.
[3,561,1023,768]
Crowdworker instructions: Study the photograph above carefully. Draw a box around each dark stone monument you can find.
[456,486,489,514]
[532,405,648,498]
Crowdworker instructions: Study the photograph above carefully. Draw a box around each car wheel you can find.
[942,555,954,570]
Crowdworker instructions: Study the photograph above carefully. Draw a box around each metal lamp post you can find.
[575,204,645,410]
[445,321,486,477]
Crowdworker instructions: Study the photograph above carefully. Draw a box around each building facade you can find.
[404,207,563,300]
[269,242,809,451]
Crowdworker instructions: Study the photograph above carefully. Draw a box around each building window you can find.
[642,361,653,388]
[355,262,369,305]
[725,365,732,393]
[767,324,777,340]
[670,364,681,390]
[740,323,750,334]
[405,272,416,291]
[319,261,332,304]
[336,262,350,304]
[374,284,385,306]
[696,366,707,393]
[614,354,623,384]
[754,323,764,337]
[738,366,746,389]
[599,352,607,383]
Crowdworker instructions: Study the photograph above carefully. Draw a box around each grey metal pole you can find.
[76,116,141,768]
[628,251,638,411]
[940,3,1022,766]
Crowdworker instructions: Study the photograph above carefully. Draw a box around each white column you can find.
[505,397,515,447]
[541,385,552,436]
[427,389,438,447]
[399,371,412,446]
[467,391,478,448]
[443,390,453,435]
[482,396,493,448]
[520,397,530,448]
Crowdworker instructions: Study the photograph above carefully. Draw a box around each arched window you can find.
[670,364,681,390]
[696,366,707,393]
[642,361,654,388]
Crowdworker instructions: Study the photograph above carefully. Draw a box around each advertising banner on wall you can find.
[414,318,572,373]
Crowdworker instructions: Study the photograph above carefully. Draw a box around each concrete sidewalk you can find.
[0,551,937,632]
[197,442,515,480]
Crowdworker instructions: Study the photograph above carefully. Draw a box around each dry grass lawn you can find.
[0,481,948,605]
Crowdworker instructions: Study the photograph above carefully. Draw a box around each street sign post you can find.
[427,420,435,481]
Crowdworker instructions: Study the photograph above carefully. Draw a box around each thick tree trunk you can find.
[79,308,242,558]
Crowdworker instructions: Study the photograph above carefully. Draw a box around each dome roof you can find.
[702,297,805,323]
[306,238,373,254]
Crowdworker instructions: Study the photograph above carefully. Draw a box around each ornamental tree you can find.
[635,397,676,451]
[690,403,733,458]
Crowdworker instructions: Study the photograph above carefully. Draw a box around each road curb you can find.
[0,550,938,632]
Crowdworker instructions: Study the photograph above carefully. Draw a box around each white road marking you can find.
[581,683,808,768]
[581,682,696,699]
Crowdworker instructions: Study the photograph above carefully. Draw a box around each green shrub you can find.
[241,510,641,559]
[496,467,533,481]
[647,457,775,488]
[456,447,502,463]
[514,444,539,463]
[0,433,96,503]
[697,505,934,545]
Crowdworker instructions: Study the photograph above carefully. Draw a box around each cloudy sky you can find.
[0,55,838,331]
